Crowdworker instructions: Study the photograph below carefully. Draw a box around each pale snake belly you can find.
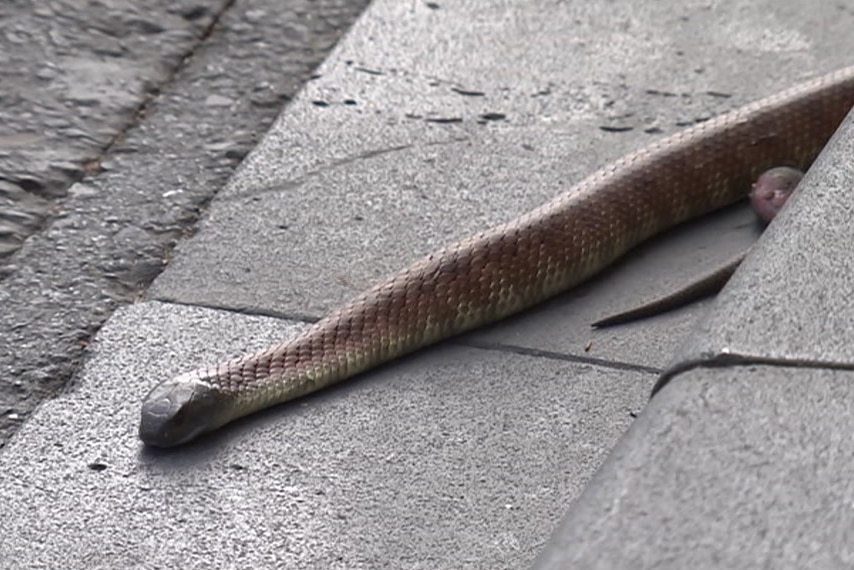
[139,66,854,447]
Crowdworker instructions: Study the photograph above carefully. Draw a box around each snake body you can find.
[140,66,854,447]
[592,165,806,326]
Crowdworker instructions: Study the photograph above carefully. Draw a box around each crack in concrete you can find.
[152,297,322,326]
[462,339,664,375]
[150,299,665,378]
[654,352,854,395]
[224,136,469,202]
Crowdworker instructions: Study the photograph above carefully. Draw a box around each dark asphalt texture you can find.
[0,0,370,446]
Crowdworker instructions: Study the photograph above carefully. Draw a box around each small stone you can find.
[0,181,26,200]
[0,133,43,148]
[0,242,21,256]
[126,18,165,35]
[204,94,234,107]
[0,221,26,237]
[52,162,85,178]
[204,140,237,152]
[245,9,267,22]
[68,183,98,197]
[181,6,208,21]
[1,209,41,228]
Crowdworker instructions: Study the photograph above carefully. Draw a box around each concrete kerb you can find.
[532,110,854,568]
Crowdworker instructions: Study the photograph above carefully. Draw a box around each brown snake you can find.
[140,66,854,447]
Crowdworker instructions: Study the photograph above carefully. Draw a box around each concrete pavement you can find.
[4,0,854,568]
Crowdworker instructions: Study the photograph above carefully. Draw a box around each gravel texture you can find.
[0,0,370,446]
[0,0,226,257]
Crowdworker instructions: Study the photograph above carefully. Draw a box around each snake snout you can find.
[138,375,223,448]
[750,166,803,224]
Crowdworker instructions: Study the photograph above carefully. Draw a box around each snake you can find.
[139,66,854,447]
[591,166,805,327]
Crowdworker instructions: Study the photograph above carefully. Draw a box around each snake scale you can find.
[140,66,854,447]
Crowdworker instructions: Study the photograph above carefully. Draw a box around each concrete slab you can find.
[0,302,653,569]
[150,0,854,372]
[531,365,854,569]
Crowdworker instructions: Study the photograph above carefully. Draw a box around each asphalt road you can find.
[0,0,370,446]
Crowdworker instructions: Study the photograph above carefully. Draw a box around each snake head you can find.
[750,166,803,224]
[139,374,224,447]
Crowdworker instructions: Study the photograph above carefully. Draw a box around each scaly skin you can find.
[592,165,805,327]
[140,66,854,447]
[591,252,747,328]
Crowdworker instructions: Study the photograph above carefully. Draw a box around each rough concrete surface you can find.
[4,0,854,568]
[0,302,653,569]
[151,0,826,372]
[0,0,369,445]
[153,0,849,320]
[533,366,854,569]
